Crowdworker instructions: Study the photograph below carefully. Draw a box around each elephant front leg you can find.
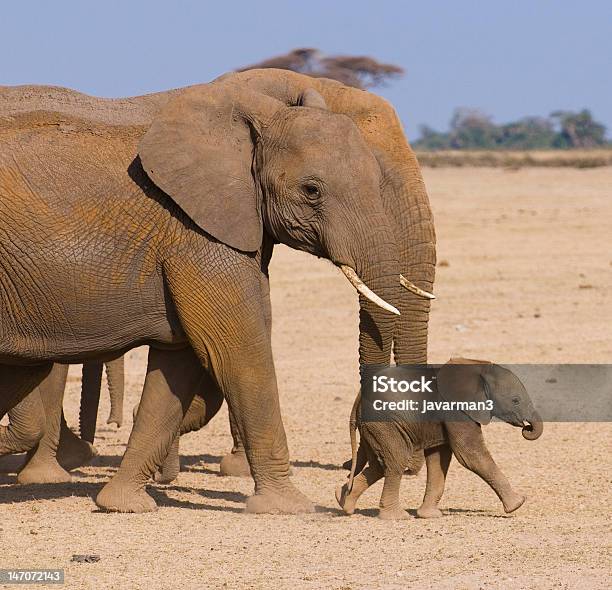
[95,347,201,513]
[220,364,312,514]
[165,257,312,514]
[447,423,526,513]
[18,364,72,484]
[220,256,273,479]
[417,445,452,518]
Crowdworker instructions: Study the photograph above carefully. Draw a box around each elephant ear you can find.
[297,88,328,110]
[138,82,283,252]
[437,358,492,425]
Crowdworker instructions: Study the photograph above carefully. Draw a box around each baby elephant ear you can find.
[437,359,492,425]
[139,82,283,252]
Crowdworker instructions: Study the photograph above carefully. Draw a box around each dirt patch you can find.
[1,167,610,589]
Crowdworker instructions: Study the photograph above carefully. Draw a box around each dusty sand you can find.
[1,166,610,589]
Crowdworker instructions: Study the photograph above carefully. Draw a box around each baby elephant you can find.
[336,358,543,520]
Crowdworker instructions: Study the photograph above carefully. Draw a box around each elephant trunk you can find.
[105,357,125,428]
[349,215,401,376]
[80,362,103,444]
[384,156,436,366]
[522,411,543,440]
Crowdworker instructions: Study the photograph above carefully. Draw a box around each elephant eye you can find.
[512,397,520,405]
[302,183,320,198]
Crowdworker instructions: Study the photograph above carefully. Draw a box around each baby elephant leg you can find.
[417,445,452,518]
[378,471,409,520]
[336,462,383,515]
[447,423,526,513]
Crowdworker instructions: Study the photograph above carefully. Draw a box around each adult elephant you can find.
[212,70,437,477]
[0,69,434,513]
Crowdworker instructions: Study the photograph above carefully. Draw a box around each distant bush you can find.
[239,48,403,90]
[414,108,610,151]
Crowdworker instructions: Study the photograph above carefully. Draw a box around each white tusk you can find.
[399,274,436,300]
[340,265,400,316]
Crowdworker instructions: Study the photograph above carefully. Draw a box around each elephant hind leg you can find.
[96,347,202,513]
[0,363,53,416]
[18,364,72,484]
[1,388,45,456]
[0,363,52,459]
[336,461,383,515]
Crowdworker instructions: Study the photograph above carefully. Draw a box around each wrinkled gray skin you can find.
[336,359,543,520]
[0,358,125,482]
[0,69,435,513]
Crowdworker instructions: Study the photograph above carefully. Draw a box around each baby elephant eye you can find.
[302,183,320,197]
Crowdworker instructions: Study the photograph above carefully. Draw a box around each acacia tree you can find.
[551,110,607,148]
[238,48,404,90]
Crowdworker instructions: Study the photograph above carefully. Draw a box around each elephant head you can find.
[139,74,408,347]
[437,358,543,440]
[219,69,436,374]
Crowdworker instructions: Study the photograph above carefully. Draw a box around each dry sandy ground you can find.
[1,167,611,589]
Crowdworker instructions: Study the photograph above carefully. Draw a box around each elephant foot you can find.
[57,437,98,472]
[246,483,314,514]
[219,450,251,477]
[378,507,410,520]
[106,413,123,428]
[96,481,157,513]
[335,482,357,515]
[503,493,526,514]
[17,457,72,485]
[416,505,444,519]
[153,466,178,485]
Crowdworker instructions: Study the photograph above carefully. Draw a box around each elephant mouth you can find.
[521,413,543,440]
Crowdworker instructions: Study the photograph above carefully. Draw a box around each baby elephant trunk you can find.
[521,410,543,440]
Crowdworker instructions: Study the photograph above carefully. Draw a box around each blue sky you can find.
[1,1,609,139]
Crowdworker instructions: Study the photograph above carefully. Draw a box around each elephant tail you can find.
[347,390,361,493]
